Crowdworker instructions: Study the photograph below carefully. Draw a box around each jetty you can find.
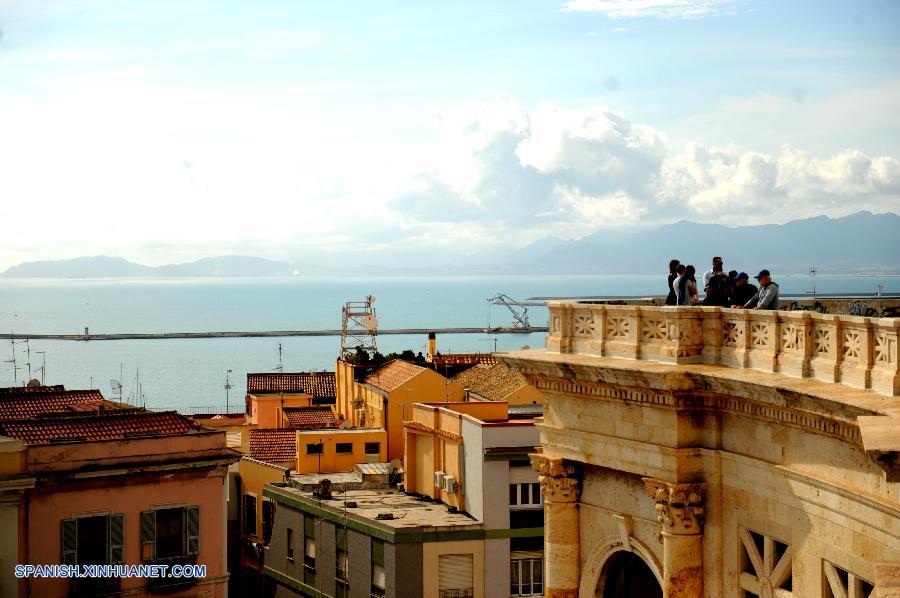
[0,326,547,342]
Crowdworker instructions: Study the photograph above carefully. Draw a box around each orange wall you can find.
[249,394,314,427]
[238,458,288,538]
[27,472,228,598]
[504,383,543,405]
[294,429,387,474]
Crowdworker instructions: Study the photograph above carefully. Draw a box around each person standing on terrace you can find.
[675,265,698,306]
[665,259,681,305]
[702,256,724,293]
[737,269,780,310]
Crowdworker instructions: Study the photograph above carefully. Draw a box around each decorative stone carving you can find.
[642,319,667,342]
[643,478,707,535]
[574,314,595,337]
[531,453,581,503]
[607,317,629,339]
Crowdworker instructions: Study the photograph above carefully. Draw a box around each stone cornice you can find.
[643,477,707,535]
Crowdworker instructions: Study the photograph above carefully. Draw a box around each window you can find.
[262,500,275,544]
[824,561,874,598]
[303,517,316,585]
[306,443,323,455]
[509,483,542,507]
[739,528,792,597]
[336,548,349,585]
[372,538,385,597]
[336,442,353,454]
[439,554,474,598]
[242,494,257,536]
[286,528,294,561]
[61,514,125,566]
[61,515,124,593]
[141,506,200,561]
[364,442,380,455]
[511,558,543,596]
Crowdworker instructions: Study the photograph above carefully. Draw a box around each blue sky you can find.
[0,0,898,269]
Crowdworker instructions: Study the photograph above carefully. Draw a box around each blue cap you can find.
[736,272,749,280]
[755,269,770,279]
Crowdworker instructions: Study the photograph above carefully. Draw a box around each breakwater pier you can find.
[0,326,547,342]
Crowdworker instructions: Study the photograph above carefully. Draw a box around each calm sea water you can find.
[1,274,896,410]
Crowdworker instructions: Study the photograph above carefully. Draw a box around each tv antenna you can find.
[340,295,379,357]
[224,369,234,412]
[276,343,284,373]
[809,267,817,298]
[34,350,46,385]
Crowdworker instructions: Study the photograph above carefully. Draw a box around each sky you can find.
[0,0,898,270]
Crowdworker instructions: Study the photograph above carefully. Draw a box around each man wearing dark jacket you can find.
[729,272,757,307]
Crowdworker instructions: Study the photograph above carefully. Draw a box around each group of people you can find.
[665,256,780,310]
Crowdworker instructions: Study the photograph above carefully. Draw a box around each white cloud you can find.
[389,98,900,236]
[563,0,740,20]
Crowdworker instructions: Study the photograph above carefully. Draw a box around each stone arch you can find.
[579,534,663,597]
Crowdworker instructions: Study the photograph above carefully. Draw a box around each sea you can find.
[1,274,897,411]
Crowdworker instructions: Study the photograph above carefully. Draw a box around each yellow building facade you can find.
[294,428,387,474]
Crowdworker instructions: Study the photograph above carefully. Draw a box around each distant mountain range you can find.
[1,255,297,278]
[2,212,898,277]
[502,210,900,275]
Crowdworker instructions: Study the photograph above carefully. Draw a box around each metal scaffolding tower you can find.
[487,293,530,328]
[341,295,379,356]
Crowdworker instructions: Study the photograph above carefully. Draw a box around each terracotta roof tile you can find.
[452,363,529,402]
[246,372,336,398]
[364,360,426,392]
[432,354,497,366]
[0,411,197,445]
[0,387,123,420]
[283,407,338,430]
[249,428,296,464]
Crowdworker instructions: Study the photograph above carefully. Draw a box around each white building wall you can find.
[461,418,484,522]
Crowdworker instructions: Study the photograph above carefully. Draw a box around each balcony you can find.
[439,589,474,598]
[544,302,899,396]
[146,555,198,593]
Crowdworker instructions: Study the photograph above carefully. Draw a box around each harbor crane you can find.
[487,293,530,329]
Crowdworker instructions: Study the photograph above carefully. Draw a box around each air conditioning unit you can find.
[444,475,459,493]
[434,471,445,487]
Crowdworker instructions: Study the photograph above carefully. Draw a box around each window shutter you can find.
[109,515,125,564]
[141,510,156,560]
[186,506,200,556]
[61,518,77,566]
[438,554,474,591]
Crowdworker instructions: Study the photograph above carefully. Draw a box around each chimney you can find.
[427,331,437,363]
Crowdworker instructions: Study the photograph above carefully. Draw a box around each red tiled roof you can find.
[0,388,123,420]
[0,411,197,445]
[432,354,497,366]
[364,360,426,392]
[283,407,338,430]
[249,428,296,464]
[452,363,528,402]
[246,372,336,397]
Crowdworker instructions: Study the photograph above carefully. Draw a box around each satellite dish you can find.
[363,315,379,332]
[27,379,41,387]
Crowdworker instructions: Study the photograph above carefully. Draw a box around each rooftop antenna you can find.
[23,339,32,382]
[6,334,19,386]
[809,267,817,298]
[276,343,284,373]
[224,369,234,412]
[34,350,46,385]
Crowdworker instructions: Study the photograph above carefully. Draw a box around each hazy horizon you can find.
[1,0,899,271]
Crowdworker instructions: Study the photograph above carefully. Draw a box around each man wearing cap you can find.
[738,270,779,310]
[729,272,757,307]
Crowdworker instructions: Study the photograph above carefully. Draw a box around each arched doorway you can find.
[597,550,663,598]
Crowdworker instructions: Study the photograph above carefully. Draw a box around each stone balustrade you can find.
[546,302,900,397]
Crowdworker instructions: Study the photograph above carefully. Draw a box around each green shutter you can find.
[141,510,156,560]
[304,516,316,537]
[109,515,125,564]
[372,538,384,566]
[186,506,200,556]
[61,519,77,565]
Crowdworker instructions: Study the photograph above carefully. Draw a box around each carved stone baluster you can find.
[872,319,900,396]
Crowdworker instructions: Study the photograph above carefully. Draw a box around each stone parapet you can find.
[546,302,900,397]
